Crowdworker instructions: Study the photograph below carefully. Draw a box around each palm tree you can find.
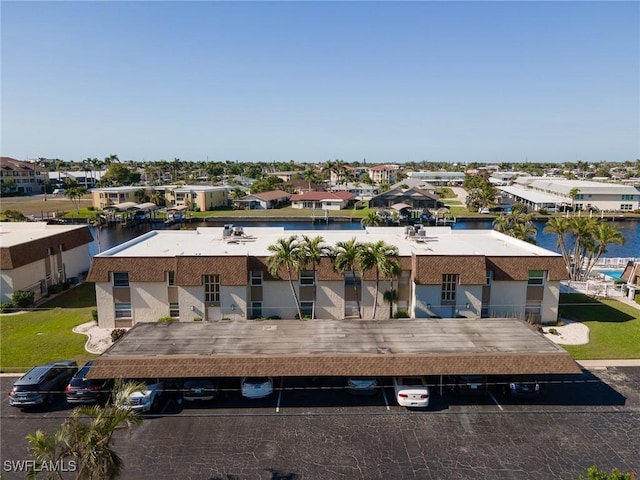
[267,236,304,320]
[333,238,364,319]
[582,222,626,279]
[568,187,580,211]
[360,210,381,229]
[27,380,144,480]
[568,217,597,280]
[64,186,88,213]
[302,166,318,192]
[297,235,332,319]
[358,241,399,318]
[543,217,571,274]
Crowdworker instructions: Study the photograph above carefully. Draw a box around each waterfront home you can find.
[87,226,566,328]
[0,223,93,303]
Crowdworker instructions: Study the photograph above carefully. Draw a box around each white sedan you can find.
[241,377,273,399]
[393,376,430,408]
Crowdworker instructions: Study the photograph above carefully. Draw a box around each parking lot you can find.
[2,368,639,479]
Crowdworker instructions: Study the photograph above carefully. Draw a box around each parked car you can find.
[448,375,489,394]
[118,379,164,412]
[65,360,112,404]
[507,375,542,399]
[240,377,273,399]
[9,360,78,408]
[393,376,430,408]
[182,378,217,402]
[346,377,379,395]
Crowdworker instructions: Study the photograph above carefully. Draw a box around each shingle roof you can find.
[87,319,580,379]
[0,224,93,269]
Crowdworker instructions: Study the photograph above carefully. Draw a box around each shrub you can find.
[157,316,174,323]
[193,316,203,321]
[0,302,14,313]
[12,290,35,308]
[394,309,410,319]
[91,309,98,322]
[110,328,127,342]
[578,465,636,480]
[87,206,96,211]
[548,327,559,335]
[538,208,548,215]
[267,315,281,320]
[48,284,63,295]
[556,320,565,327]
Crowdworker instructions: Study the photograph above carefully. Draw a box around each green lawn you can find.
[559,294,640,359]
[0,283,99,373]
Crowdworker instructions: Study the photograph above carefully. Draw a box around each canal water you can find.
[88,219,639,259]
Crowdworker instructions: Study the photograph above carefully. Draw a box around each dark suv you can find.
[9,360,78,408]
[65,360,112,404]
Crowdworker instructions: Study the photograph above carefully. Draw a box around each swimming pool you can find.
[598,270,624,280]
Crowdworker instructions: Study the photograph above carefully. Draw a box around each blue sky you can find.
[2,1,639,164]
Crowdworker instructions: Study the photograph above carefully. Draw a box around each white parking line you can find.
[489,392,503,411]
[381,385,390,411]
[275,377,283,413]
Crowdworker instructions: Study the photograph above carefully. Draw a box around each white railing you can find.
[593,257,639,269]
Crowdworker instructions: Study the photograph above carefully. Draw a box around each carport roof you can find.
[87,318,581,379]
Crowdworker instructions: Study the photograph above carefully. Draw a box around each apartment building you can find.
[0,223,93,302]
[0,157,48,194]
[507,177,640,212]
[92,187,142,209]
[367,164,400,185]
[88,226,566,329]
[163,185,228,211]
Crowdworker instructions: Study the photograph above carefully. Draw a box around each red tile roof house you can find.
[289,191,356,210]
[235,190,292,210]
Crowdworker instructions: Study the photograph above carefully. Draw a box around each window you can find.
[250,271,263,286]
[300,301,313,318]
[485,271,493,286]
[528,270,545,286]
[441,274,458,305]
[168,271,175,286]
[525,302,542,322]
[113,272,129,287]
[300,270,315,286]
[251,302,262,318]
[622,194,634,200]
[169,302,179,317]
[115,303,132,318]
[621,204,633,211]
[204,274,220,303]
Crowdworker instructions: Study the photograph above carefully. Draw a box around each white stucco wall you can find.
[62,244,91,279]
[131,282,168,324]
[541,281,561,324]
[413,284,482,318]
[220,286,247,321]
[179,286,204,320]
[0,244,91,303]
[261,281,297,319]
[316,281,344,319]
[489,282,527,319]
[95,282,115,329]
